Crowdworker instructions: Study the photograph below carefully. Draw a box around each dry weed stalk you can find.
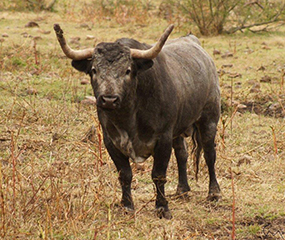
[33,40,39,66]
[220,105,239,150]
[23,175,49,219]
[10,133,16,215]
[279,98,285,115]
[97,124,103,167]
[281,69,284,91]
[0,159,5,237]
[230,167,236,240]
[270,126,278,158]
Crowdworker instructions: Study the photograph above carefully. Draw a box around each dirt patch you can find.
[222,95,285,118]
[240,100,285,118]
[238,216,285,239]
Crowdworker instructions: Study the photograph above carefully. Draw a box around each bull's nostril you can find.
[98,95,120,109]
[101,96,106,103]
[102,96,119,103]
[113,97,119,103]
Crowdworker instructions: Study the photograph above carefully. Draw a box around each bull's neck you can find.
[99,94,137,131]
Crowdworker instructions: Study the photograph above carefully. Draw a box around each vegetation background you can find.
[0,0,285,239]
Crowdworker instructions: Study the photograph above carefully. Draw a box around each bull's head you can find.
[54,24,174,110]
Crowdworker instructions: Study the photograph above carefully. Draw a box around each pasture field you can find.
[0,2,285,239]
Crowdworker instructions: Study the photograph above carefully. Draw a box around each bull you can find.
[54,24,221,219]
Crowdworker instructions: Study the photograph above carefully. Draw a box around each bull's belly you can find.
[110,130,155,163]
[132,156,149,163]
[109,127,195,163]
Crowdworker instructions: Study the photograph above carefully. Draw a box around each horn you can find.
[54,24,94,60]
[130,24,174,59]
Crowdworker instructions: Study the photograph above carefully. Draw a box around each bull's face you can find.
[72,42,153,110]
[92,43,137,110]
[53,24,174,110]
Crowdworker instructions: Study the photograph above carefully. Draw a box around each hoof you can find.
[123,206,135,215]
[115,202,134,214]
[176,185,190,196]
[156,207,172,219]
[176,189,190,199]
[207,192,221,201]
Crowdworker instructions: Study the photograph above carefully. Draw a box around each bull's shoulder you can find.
[165,35,201,47]
[115,38,151,50]
[162,35,215,69]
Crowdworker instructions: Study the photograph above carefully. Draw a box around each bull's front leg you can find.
[103,134,134,211]
[152,135,172,219]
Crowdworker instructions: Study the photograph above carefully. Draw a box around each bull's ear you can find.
[71,59,92,74]
[134,59,153,72]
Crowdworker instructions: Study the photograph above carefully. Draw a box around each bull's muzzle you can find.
[97,95,121,110]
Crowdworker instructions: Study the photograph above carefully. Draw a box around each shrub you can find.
[1,0,57,12]
[161,0,285,35]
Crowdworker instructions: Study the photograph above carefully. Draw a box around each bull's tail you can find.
[191,125,203,181]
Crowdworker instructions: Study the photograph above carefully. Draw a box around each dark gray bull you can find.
[54,24,221,219]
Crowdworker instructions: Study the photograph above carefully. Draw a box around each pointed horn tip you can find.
[168,24,175,31]
[166,24,174,34]
[53,24,63,36]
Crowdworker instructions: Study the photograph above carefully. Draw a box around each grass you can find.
[1,1,285,239]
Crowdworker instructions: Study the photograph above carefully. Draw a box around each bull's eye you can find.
[126,68,131,75]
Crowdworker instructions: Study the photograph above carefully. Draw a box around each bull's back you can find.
[162,37,220,134]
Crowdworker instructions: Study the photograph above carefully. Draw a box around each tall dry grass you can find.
[0,2,285,239]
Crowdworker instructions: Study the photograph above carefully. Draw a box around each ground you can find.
[0,2,285,239]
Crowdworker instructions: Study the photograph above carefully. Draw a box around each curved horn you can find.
[54,24,94,60]
[130,24,174,59]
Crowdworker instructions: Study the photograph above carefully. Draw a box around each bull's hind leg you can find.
[197,121,221,201]
[173,137,190,195]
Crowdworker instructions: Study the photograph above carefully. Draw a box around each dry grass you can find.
[1,2,285,239]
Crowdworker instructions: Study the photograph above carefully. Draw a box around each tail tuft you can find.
[191,125,202,181]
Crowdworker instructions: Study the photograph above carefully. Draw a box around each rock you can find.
[237,155,252,166]
[260,75,271,83]
[262,45,271,50]
[257,66,266,71]
[81,96,96,105]
[247,79,258,85]
[269,103,279,111]
[80,78,89,85]
[2,33,9,38]
[221,51,233,58]
[86,35,96,40]
[80,23,90,29]
[228,73,242,78]
[244,48,254,54]
[26,88,38,95]
[222,64,233,68]
[237,104,247,109]
[37,29,51,34]
[250,84,261,93]
[213,49,221,55]
[82,125,97,143]
[25,21,39,28]
[33,36,42,41]
[69,37,80,44]
[52,133,61,142]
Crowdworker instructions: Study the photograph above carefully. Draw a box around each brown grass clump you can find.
[0,3,285,239]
